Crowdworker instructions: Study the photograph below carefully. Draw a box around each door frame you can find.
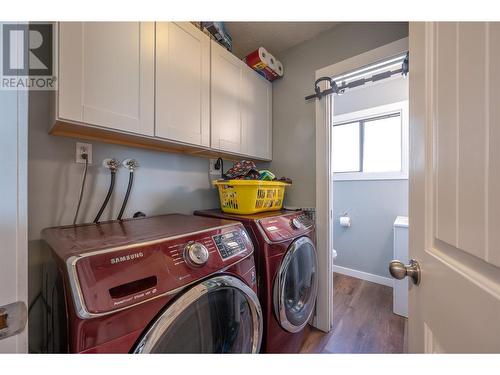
[313,37,409,332]
[0,22,29,352]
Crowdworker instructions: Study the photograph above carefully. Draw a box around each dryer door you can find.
[132,275,262,353]
[273,236,318,333]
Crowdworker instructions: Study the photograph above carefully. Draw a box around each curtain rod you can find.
[305,52,409,101]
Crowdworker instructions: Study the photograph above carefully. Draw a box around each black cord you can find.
[73,155,89,225]
[117,170,134,221]
[215,157,226,179]
[28,284,51,353]
[28,291,42,314]
[94,170,116,223]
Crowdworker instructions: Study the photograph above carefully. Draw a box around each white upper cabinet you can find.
[155,23,210,146]
[211,40,244,154]
[242,68,272,159]
[58,22,155,135]
[56,23,272,160]
[211,40,272,159]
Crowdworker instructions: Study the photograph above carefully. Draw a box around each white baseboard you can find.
[332,264,394,287]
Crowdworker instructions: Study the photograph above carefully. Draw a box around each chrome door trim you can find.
[132,275,263,353]
[272,236,318,333]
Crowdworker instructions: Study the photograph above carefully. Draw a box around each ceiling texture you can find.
[225,22,340,59]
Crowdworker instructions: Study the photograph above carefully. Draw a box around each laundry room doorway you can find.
[307,37,410,353]
[312,22,500,354]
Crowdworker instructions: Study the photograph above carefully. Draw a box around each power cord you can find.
[73,152,88,225]
[214,157,226,179]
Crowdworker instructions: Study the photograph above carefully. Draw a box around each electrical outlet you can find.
[76,142,92,164]
[209,158,223,180]
[209,159,219,175]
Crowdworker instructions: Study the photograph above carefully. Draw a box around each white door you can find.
[0,23,28,353]
[242,68,272,159]
[155,22,210,146]
[211,40,244,154]
[58,22,155,135]
[407,22,500,353]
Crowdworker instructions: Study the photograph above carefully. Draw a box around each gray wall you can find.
[333,180,408,277]
[29,92,221,242]
[334,77,408,115]
[271,22,408,207]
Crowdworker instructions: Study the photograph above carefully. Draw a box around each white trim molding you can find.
[332,265,394,288]
[0,22,29,353]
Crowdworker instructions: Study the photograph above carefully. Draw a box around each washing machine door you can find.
[132,275,262,353]
[273,236,318,333]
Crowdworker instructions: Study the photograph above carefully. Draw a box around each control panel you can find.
[213,230,248,260]
[259,212,314,242]
[293,214,314,229]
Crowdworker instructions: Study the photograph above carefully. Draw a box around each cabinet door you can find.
[242,69,272,159]
[155,23,210,146]
[58,22,154,135]
[210,40,244,154]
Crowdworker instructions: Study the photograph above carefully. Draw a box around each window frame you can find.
[332,100,409,181]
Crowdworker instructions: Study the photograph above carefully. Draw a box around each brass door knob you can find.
[389,259,421,285]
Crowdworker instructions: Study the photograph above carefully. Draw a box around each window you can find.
[331,122,360,173]
[332,101,408,180]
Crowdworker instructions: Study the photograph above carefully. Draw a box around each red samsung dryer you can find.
[194,209,318,353]
[41,214,263,353]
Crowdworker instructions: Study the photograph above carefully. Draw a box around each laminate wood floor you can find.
[300,273,407,353]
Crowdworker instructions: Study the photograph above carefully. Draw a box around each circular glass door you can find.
[273,236,318,333]
[133,275,262,353]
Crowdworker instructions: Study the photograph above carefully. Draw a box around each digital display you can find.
[213,231,246,260]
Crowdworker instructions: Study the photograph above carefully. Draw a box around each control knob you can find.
[290,217,304,230]
[184,242,209,267]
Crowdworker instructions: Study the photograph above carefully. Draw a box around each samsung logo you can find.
[110,252,144,265]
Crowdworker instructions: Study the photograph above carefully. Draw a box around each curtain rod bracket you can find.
[305,77,338,101]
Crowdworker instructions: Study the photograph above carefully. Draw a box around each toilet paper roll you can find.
[244,47,280,81]
[274,60,284,76]
[268,53,276,68]
[267,56,283,77]
[245,47,269,69]
[339,216,351,227]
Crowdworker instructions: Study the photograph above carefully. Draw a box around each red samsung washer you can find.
[41,214,263,353]
[194,209,318,353]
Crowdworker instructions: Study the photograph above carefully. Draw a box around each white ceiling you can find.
[224,22,340,59]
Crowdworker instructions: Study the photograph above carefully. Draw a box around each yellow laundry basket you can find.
[213,180,289,214]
